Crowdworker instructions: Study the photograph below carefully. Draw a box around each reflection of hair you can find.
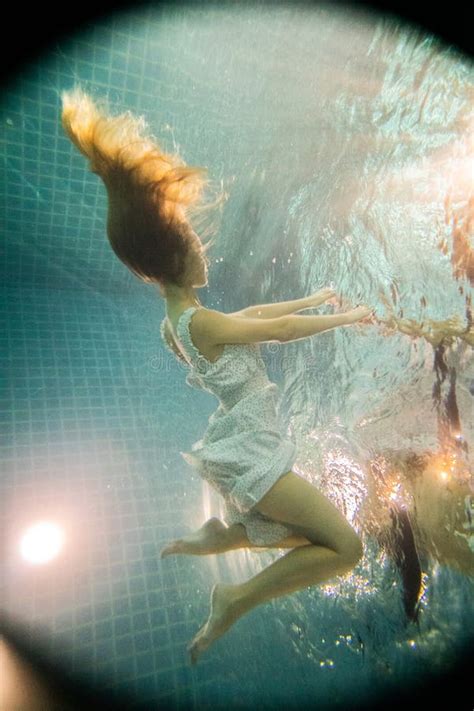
[61,88,225,285]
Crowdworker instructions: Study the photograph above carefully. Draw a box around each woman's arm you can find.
[237,288,337,320]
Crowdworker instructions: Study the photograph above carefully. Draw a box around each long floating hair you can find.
[61,88,226,285]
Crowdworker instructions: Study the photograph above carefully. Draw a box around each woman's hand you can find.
[306,287,339,308]
[345,304,376,325]
[306,289,376,327]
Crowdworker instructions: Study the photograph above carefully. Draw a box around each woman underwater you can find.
[62,88,401,664]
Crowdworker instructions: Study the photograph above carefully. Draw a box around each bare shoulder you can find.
[196,307,288,346]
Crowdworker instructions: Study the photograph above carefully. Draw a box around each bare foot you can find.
[187,583,242,665]
[160,518,227,558]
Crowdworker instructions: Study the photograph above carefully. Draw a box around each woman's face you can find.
[186,233,209,287]
[157,251,207,296]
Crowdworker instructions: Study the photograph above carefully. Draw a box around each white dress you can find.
[160,306,297,546]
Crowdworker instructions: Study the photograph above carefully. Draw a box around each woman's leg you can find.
[160,517,310,557]
[188,471,363,664]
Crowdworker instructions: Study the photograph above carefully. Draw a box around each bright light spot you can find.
[20,521,65,565]
[408,640,416,648]
[439,471,449,481]
[389,483,401,500]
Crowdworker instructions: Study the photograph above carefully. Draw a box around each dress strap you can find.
[159,318,174,356]
[176,306,207,369]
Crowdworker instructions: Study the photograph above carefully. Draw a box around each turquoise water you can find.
[1,3,473,709]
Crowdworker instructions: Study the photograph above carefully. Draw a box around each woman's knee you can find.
[337,532,364,566]
[256,471,363,561]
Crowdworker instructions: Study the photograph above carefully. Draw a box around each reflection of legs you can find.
[160,517,310,558]
[381,503,422,622]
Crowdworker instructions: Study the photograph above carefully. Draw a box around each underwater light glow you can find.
[20,521,65,565]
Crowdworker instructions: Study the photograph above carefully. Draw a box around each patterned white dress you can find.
[160,305,297,546]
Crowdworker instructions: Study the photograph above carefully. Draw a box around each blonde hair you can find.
[61,88,225,285]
